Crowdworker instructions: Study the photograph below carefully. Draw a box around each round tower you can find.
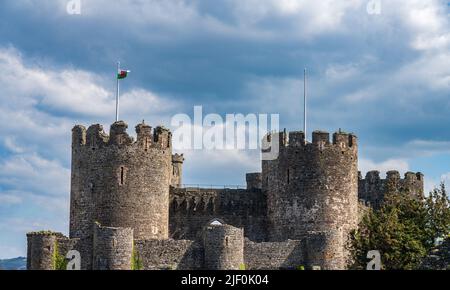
[70,121,172,268]
[262,130,358,269]
[203,223,244,270]
[93,223,134,270]
[26,232,64,270]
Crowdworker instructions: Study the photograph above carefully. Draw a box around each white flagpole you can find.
[304,68,307,143]
[116,61,120,122]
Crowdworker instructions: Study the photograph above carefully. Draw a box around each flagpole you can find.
[304,68,307,143]
[116,61,120,122]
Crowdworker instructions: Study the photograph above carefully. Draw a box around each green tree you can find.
[348,183,450,270]
[425,183,450,244]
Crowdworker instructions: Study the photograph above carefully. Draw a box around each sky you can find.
[0,0,449,259]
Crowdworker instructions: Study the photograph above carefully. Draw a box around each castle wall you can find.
[244,239,303,270]
[169,187,267,242]
[135,239,204,270]
[262,130,358,269]
[28,118,430,271]
[358,170,424,209]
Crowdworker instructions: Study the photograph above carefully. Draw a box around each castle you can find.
[26,121,424,270]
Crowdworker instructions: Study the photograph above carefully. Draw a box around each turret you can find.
[171,153,184,187]
[26,232,64,270]
[70,121,173,269]
[203,223,244,270]
[93,223,133,270]
[262,129,358,269]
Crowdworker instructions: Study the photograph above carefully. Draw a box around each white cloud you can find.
[0,192,23,205]
[183,148,259,170]
[405,139,450,156]
[0,47,176,118]
[7,0,367,40]
[402,0,450,51]
[180,148,260,187]
[3,137,25,154]
[0,153,70,197]
[228,0,364,37]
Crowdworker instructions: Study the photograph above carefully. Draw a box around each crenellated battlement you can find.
[360,170,424,183]
[72,121,172,150]
[170,188,265,217]
[358,170,424,208]
[26,231,65,238]
[263,129,357,153]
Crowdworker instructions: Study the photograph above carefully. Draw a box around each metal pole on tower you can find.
[304,68,307,143]
[116,61,120,122]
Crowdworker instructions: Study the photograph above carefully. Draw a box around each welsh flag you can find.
[117,69,130,80]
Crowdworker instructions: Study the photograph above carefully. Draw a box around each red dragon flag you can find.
[117,69,130,80]
[115,62,131,122]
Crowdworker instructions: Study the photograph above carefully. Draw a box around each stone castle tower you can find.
[70,121,175,268]
[26,121,423,270]
[262,130,359,268]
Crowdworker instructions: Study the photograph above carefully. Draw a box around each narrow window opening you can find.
[225,236,229,247]
[120,167,125,185]
[91,136,96,151]
[287,169,290,184]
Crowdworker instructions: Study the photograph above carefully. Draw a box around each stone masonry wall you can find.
[135,239,204,270]
[244,239,304,270]
[169,187,267,242]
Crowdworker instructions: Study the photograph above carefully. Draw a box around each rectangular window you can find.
[120,167,125,185]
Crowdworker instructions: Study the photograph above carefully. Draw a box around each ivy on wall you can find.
[131,242,143,270]
[52,241,68,270]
